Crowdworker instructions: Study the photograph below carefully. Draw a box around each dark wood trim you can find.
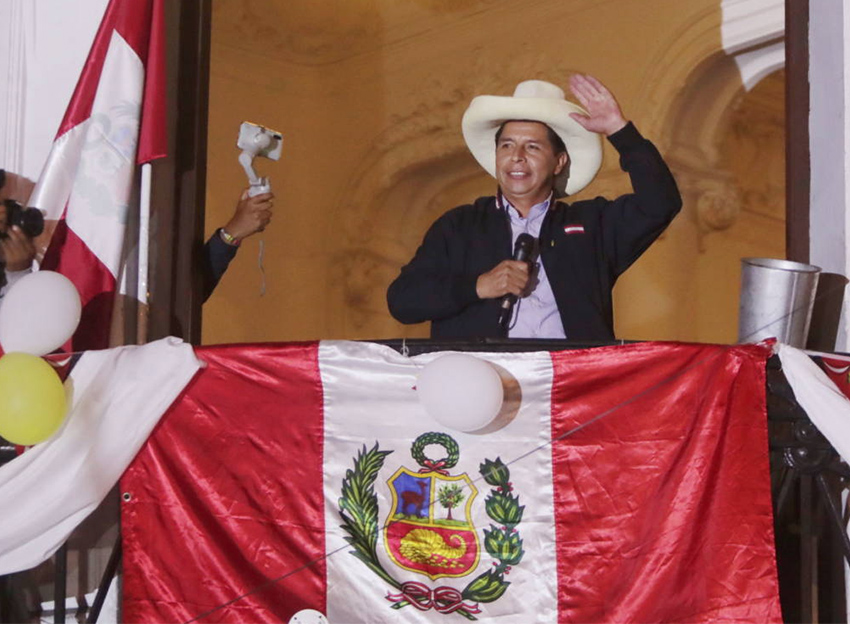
[786,0,810,263]
[147,0,211,344]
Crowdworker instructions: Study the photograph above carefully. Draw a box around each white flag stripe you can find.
[0,337,201,575]
[320,341,557,623]
[29,121,89,220]
[65,30,143,274]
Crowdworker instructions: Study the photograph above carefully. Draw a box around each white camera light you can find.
[237,121,283,196]
[237,122,282,160]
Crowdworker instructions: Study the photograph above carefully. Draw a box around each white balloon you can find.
[416,353,504,432]
[288,610,328,624]
[0,271,81,355]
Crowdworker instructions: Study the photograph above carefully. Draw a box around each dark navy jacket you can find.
[386,123,682,341]
[202,230,239,302]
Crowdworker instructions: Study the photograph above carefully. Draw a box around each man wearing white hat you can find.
[387,74,681,341]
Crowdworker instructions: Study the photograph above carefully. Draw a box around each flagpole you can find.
[137,162,151,345]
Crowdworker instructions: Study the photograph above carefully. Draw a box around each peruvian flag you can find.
[121,341,781,623]
[30,0,166,351]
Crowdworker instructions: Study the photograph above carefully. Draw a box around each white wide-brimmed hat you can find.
[461,80,603,197]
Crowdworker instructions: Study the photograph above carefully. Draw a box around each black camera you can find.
[2,199,44,238]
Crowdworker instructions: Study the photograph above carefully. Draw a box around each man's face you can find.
[495,121,568,210]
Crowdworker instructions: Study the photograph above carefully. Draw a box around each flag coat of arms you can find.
[383,460,481,581]
[121,340,781,623]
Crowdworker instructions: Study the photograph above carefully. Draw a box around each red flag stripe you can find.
[550,342,780,622]
[40,221,115,351]
[121,343,327,623]
[137,0,167,164]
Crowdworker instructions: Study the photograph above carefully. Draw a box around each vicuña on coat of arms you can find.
[338,432,525,620]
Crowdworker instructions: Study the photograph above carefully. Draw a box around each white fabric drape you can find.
[777,342,850,464]
[0,337,201,575]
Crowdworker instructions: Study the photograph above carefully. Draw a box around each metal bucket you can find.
[738,258,821,347]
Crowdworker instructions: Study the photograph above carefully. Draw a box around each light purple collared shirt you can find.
[502,195,566,339]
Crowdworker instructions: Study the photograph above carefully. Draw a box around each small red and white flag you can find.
[30,0,166,351]
[563,224,585,235]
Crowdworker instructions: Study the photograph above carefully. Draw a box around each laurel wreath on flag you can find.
[338,440,525,621]
[410,432,459,473]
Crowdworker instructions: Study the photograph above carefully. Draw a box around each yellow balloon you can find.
[0,352,67,445]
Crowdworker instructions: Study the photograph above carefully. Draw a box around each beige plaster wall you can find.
[202,0,784,345]
[693,71,785,344]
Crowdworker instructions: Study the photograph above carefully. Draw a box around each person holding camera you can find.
[0,170,41,304]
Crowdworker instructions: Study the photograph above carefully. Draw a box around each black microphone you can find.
[498,233,536,331]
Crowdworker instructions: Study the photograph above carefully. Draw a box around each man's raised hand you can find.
[568,74,628,137]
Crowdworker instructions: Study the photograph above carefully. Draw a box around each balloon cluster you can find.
[0,271,81,445]
[416,354,504,433]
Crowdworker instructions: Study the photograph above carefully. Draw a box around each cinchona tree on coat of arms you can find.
[338,432,525,620]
